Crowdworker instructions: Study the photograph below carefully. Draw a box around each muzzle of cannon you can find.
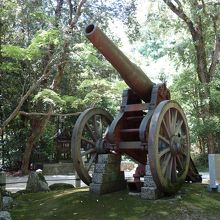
[71,24,201,195]
[85,24,153,103]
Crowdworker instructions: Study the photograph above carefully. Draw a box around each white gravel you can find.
[5,172,209,193]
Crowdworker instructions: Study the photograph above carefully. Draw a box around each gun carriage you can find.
[71,24,201,194]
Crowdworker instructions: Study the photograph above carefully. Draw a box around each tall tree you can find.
[1,0,139,172]
[138,0,219,153]
[162,0,220,153]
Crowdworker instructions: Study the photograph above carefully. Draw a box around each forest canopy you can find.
[0,0,219,173]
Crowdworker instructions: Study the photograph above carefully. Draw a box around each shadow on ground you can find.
[10,183,220,220]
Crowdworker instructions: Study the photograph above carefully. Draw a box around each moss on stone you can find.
[37,172,47,183]
[49,183,74,191]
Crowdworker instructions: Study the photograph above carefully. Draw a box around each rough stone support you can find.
[90,154,126,194]
[141,157,163,200]
[208,154,220,192]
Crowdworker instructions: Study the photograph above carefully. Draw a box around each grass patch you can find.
[10,184,220,220]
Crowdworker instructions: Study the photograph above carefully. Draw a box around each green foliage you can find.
[27,29,60,59]
[171,72,202,144]
[139,32,165,60]
[2,46,27,60]
[0,0,139,169]
[171,70,220,148]
[0,62,22,72]
[74,43,100,64]
[67,79,126,115]
[192,153,208,171]
[33,89,65,108]
[2,29,60,62]
[138,0,220,154]
[210,79,220,114]
[1,117,28,170]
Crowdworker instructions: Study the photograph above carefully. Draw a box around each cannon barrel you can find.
[85,24,153,103]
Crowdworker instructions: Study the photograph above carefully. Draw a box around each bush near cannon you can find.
[71,24,202,197]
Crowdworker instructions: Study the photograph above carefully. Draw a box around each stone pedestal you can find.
[208,154,220,192]
[90,154,126,194]
[141,160,163,200]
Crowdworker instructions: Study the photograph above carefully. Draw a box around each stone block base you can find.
[141,187,163,200]
[90,154,126,195]
[97,154,121,164]
[140,159,164,200]
[143,176,157,188]
[94,163,120,173]
[208,184,220,192]
[90,181,127,195]
[92,171,125,184]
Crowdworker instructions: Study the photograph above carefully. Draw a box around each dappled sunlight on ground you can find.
[10,183,220,220]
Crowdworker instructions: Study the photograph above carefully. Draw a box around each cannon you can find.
[71,24,201,195]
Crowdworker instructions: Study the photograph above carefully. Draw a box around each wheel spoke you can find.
[172,109,177,133]
[166,156,173,180]
[162,119,171,138]
[93,115,99,139]
[175,120,183,134]
[159,135,170,145]
[171,156,177,182]
[99,117,104,137]
[148,101,190,193]
[86,153,97,171]
[176,154,183,170]
[81,137,95,147]
[162,153,171,176]
[181,134,186,139]
[159,147,170,158]
[85,123,96,141]
[180,145,188,157]
[81,148,96,157]
[168,109,172,134]
[72,108,113,186]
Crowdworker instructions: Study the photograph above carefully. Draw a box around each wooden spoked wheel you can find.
[71,108,113,185]
[148,100,190,194]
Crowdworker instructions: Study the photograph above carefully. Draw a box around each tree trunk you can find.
[163,0,220,154]
[21,113,51,174]
[207,135,214,154]
[22,134,35,174]
[20,0,87,174]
